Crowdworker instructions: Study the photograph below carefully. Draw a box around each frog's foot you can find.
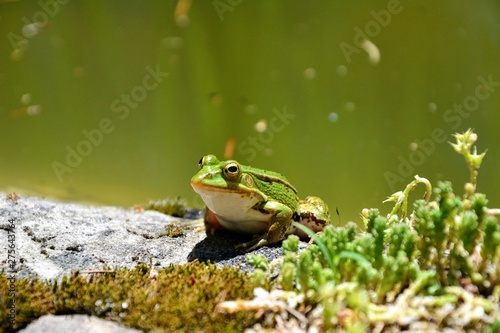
[235,236,270,252]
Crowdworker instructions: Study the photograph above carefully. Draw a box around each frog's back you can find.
[241,165,299,210]
[241,165,295,191]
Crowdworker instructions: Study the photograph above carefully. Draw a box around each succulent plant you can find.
[242,129,500,331]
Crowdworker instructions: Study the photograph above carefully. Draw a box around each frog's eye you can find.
[199,155,220,169]
[224,162,240,179]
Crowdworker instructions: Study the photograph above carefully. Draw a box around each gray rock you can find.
[18,314,141,333]
[0,194,300,280]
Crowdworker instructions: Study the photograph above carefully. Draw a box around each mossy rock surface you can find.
[1,262,257,332]
[0,194,303,332]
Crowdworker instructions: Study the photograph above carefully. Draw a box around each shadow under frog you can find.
[187,229,278,263]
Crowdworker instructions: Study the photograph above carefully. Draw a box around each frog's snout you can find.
[190,172,213,186]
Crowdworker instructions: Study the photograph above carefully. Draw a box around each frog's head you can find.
[191,154,266,220]
[191,154,255,194]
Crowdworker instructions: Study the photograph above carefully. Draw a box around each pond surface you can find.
[1,1,499,222]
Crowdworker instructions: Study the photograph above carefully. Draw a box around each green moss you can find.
[0,262,257,332]
[143,197,187,217]
[164,224,184,237]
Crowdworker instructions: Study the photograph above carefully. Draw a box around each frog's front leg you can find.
[236,201,293,252]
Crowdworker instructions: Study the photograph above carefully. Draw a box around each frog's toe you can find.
[235,237,269,252]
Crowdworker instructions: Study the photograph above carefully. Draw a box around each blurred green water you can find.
[0,0,499,222]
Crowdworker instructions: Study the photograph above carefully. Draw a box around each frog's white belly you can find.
[196,189,270,234]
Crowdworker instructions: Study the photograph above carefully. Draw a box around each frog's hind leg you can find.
[295,196,331,239]
[182,208,224,234]
[203,208,225,233]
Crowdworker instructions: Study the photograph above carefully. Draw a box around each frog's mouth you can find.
[190,175,251,194]
[192,180,266,208]
[191,182,244,194]
[191,183,263,207]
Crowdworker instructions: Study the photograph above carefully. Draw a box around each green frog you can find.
[190,154,330,251]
